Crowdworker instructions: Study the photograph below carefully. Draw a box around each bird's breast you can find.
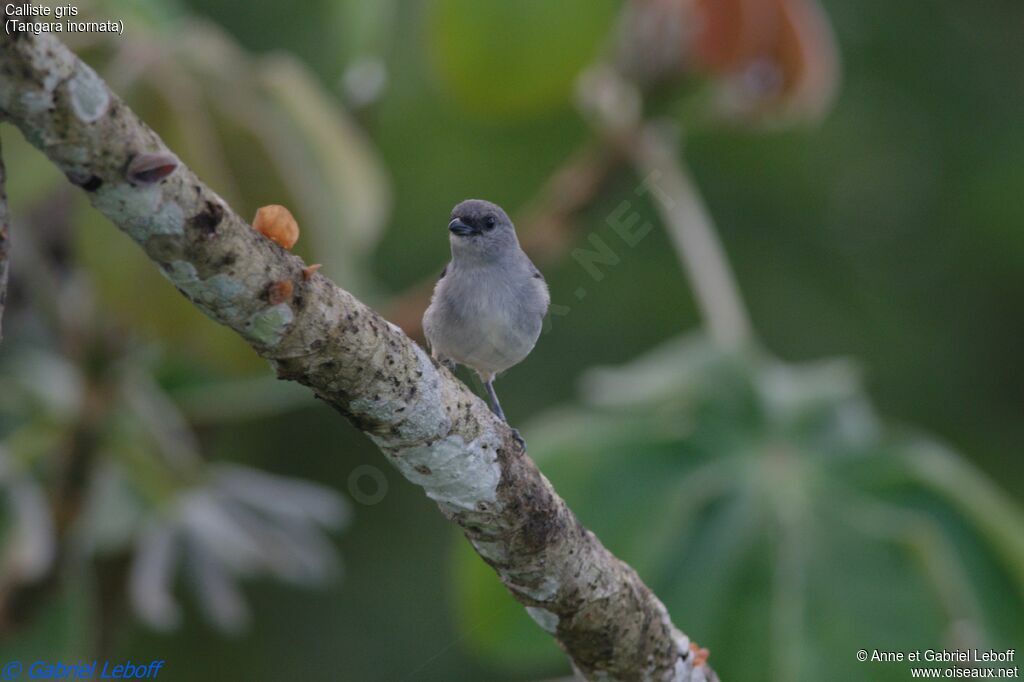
[430,275,542,374]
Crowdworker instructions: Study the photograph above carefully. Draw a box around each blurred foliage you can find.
[429,0,620,118]
[1,0,371,662]
[617,0,841,125]
[0,313,348,639]
[4,0,390,374]
[453,337,1024,680]
[0,0,1022,680]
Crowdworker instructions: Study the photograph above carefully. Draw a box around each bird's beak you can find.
[448,219,478,237]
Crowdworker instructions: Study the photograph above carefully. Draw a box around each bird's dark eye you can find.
[485,216,497,230]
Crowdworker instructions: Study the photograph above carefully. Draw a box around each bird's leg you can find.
[483,379,506,421]
[484,379,526,449]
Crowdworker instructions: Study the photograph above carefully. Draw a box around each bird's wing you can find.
[530,266,550,314]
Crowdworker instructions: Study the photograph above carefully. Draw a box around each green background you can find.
[1,0,1022,680]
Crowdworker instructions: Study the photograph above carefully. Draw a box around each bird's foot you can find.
[509,427,526,450]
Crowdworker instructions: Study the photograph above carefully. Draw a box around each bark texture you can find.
[0,30,717,682]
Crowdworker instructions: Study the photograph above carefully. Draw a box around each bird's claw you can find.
[510,428,526,450]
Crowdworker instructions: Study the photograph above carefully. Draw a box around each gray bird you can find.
[424,199,549,429]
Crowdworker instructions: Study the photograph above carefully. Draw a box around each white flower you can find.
[125,464,348,633]
[0,446,56,586]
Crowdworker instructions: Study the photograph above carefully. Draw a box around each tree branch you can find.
[626,125,753,349]
[0,30,717,681]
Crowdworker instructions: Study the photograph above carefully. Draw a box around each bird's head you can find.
[447,199,518,262]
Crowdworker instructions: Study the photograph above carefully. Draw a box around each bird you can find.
[423,199,549,437]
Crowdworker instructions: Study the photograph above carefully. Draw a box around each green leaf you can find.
[451,336,1024,680]
[428,0,619,118]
